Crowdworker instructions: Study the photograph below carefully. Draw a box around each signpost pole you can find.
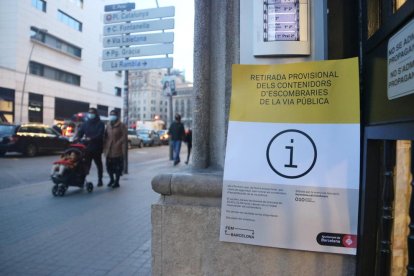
[154,0,173,160]
[168,69,173,160]
[124,68,129,174]
[123,7,132,175]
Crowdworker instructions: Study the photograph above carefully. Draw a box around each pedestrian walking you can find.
[76,107,105,187]
[168,114,185,166]
[103,109,127,188]
[184,128,192,165]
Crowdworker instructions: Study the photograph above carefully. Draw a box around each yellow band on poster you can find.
[230,58,360,124]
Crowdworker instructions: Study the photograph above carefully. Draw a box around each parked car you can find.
[128,129,143,148]
[157,130,169,145]
[0,123,70,157]
[137,129,162,147]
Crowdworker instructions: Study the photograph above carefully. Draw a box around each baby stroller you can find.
[51,143,93,196]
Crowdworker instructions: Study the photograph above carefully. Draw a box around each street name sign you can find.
[102,57,173,71]
[102,44,174,60]
[104,6,175,24]
[103,32,174,48]
[103,19,174,36]
[104,3,135,12]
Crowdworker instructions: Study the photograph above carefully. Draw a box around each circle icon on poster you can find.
[266,129,317,179]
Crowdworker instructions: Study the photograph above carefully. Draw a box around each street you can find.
[0,145,189,276]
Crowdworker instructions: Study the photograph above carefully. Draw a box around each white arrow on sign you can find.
[104,6,175,24]
[103,32,174,48]
[102,57,173,71]
[102,44,174,60]
[103,18,174,36]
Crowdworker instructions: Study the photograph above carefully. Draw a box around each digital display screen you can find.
[263,0,299,41]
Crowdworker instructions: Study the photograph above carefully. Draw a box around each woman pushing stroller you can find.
[104,109,127,188]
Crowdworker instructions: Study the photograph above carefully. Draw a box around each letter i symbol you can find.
[284,139,298,168]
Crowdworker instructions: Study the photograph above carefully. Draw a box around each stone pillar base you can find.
[151,171,356,276]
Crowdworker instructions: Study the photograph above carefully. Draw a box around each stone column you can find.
[192,0,211,169]
[192,0,239,169]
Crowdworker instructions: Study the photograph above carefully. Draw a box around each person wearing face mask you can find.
[103,109,127,188]
[75,107,105,187]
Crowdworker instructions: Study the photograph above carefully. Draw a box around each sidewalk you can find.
[0,154,190,276]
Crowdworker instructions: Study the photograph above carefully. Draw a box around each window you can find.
[115,87,122,97]
[45,128,57,135]
[70,0,84,8]
[97,105,108,117]
[31,27,82,58]
[28,93,43,123]
[395,0,407,11]
[32,0,46,12]
[58,10,82,32]
[29,61,81,86]
[55,98,89,120]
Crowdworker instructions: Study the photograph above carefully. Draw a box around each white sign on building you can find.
[388,18,414,100]
[220,58,360,255]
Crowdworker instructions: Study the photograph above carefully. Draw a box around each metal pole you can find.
[19,43,35,123]
[20,29,47,123]
[123,69,129,174]
[155,0,173,160]
[123,8,132,174]
[168,69,174,160]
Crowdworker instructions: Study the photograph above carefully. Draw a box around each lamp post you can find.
[19,28,47,123]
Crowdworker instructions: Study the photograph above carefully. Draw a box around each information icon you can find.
[266,129,317,179]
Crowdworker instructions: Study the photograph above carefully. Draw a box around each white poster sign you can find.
[220,58,360,255]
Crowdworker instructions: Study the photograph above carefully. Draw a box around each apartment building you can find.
[129,69,193,128]
[0,0,123,124]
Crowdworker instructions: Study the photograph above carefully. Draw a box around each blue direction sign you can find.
[103,32,174,48]
[102,44,174,60]
[102,57,173,71]
[104,3,135,12]
[103,19,174,36]
[104,6,175,24]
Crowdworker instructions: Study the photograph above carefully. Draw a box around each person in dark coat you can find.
[76,107,105,187]
[184,128,192,165]
[168,114,185,166]
[103,109,127,188]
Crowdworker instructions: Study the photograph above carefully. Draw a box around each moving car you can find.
[157,130,169,145]
[0,123,70,157]
[137,129,162,147]
[128,129,143,148]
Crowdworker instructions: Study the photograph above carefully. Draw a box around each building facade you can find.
[129,69,168,126]
[0,0,123,125]
[128,69,193,129]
